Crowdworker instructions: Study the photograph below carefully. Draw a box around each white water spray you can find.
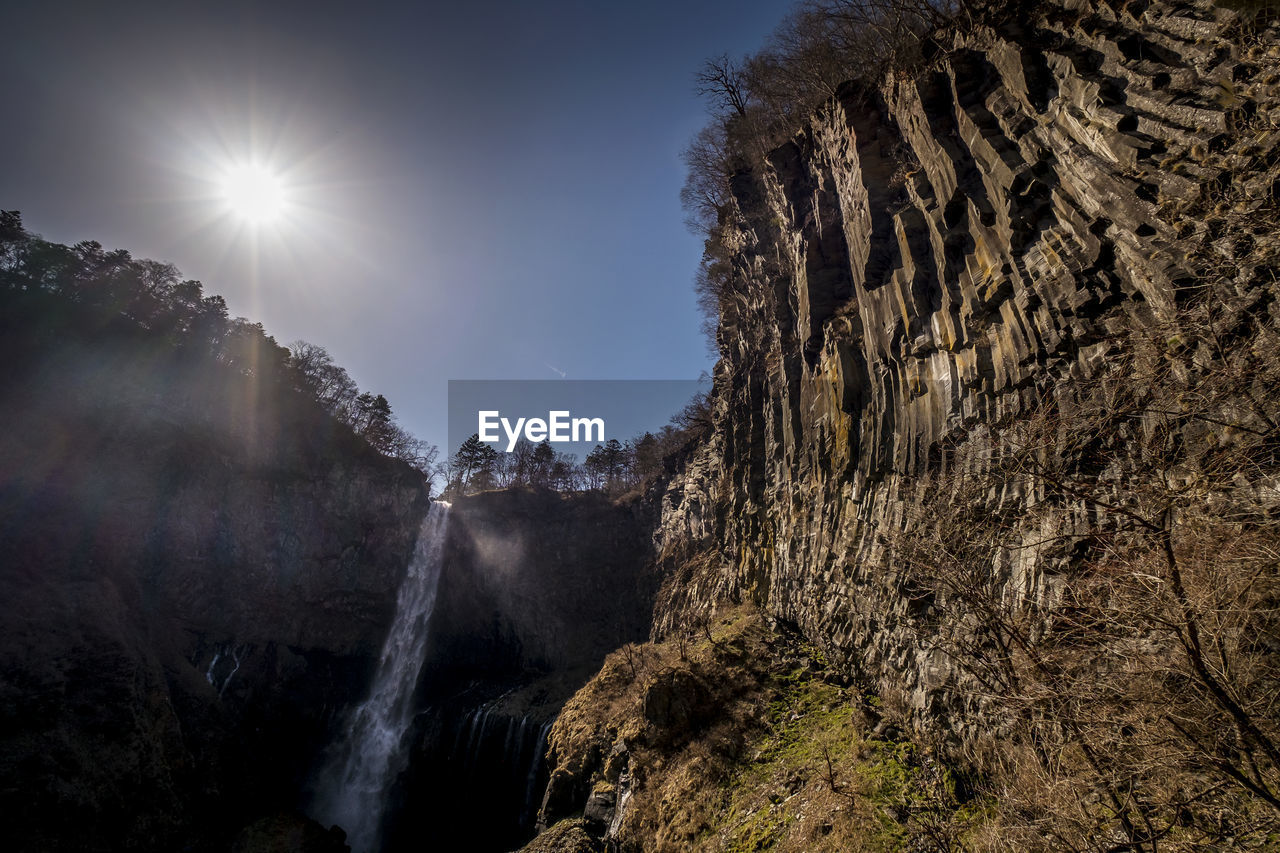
[311,501,450,853]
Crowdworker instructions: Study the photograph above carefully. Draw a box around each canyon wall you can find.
[384,488,659,853]
[0,327,665,853]
[0,330,431,852]
[655,0,1276,734]
[520,3,1279,849]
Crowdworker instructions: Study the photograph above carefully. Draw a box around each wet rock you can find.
[603,739,630,782]
[384,488,658,853]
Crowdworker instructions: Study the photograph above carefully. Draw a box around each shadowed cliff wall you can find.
[0,325,431,852]
[383,488,659,853]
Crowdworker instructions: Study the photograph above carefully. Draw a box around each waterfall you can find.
[219,644,246,698]
[205,650,221,684]
[310,501,450,853]
[521,720,554,827]
[440,703,556,839]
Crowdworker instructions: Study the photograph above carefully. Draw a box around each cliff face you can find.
[427,489,659,680]
[520,4,1280,850]
[383,488,660,853]
[0,330,430,851]
[656,0,1277,725]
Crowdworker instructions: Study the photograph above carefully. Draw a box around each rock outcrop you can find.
[524,1,1280,849]
[427,488,659,682]
[656,0,1278,728]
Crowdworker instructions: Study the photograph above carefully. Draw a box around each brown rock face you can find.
[656,0,1278,730]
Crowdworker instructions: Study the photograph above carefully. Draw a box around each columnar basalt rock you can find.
[655,0,1279,734]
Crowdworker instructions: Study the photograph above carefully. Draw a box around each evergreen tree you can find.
[452,433,499,491]
[529,439,556,486]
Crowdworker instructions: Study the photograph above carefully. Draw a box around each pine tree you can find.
[452,433,499,491]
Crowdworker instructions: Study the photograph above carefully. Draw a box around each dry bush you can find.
[893,281,1280,849]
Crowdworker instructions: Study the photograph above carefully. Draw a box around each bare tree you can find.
[694,54,751,118]
[682,0,978,339]
[680,122,735,235]
[891,285,1280,850]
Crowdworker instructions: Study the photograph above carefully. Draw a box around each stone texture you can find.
[230,813,351,853]
[654,0,1279,740]
[641,668,713,735]
[426,488,659,679]
[517,818,602,853]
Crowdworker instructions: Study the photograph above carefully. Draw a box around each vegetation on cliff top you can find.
[682,0,988,346]
[444,391,712,498]
[0,210,437,480]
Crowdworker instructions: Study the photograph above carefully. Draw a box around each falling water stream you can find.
[311,501,450,853]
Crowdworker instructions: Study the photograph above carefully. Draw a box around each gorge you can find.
[2,0,1279,851]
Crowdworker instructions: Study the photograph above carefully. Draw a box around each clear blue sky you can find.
[1,0,790,450]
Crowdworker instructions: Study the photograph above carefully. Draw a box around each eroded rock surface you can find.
[655,0,1279,735]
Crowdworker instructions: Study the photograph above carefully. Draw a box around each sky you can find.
[1,0,790,451]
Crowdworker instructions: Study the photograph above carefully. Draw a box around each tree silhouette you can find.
[451,433,499,492]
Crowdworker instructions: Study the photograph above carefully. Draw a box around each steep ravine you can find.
[0,320,663,852]
[5,1,1278,850]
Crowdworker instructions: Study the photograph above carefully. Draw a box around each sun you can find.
[219,163,287,224]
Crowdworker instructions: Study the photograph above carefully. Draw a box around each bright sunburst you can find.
[219,163,286,224]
